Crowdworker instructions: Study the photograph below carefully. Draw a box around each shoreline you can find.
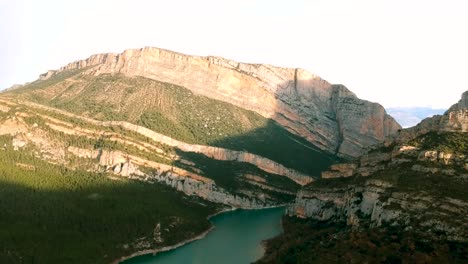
[112,225,215,264]
[255,210,286,262]
[112,204,288,264]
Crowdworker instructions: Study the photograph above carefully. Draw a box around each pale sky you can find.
[1,0,467,108]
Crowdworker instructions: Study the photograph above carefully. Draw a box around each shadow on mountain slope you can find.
[209,119,340,177]
[0,162,217,264]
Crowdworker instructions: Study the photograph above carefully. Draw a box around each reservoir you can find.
[122,207,285,264]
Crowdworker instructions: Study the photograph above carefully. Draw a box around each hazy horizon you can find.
[1,0,467,109]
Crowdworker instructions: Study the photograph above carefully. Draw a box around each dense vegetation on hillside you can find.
[408,131,468,154]
[0,135,220,264]
[5,71,340,176]
[257,217,467,264]
[306,162,466,202]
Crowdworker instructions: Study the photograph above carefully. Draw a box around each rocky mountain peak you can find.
[37,47,400,158]
[448,90,468,112]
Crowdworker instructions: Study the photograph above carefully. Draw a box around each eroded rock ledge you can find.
[0,97,311,185]
[70,147,272,209]
[288,179,467,242]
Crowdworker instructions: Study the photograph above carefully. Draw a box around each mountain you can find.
[386,107,446,128]
[258,91,468,263]
[0,47,400,263]
[11,47,400,158]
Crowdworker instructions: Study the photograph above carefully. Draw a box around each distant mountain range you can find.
[386,107,446,128]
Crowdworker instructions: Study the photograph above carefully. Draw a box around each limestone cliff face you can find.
[149,171,273,209]
[288,180,467,242]
[288,180,395,224]
[94,149,283,208]
[445,90,468,131]
[47,47,400,158]
[330,85,401,156]
[67,147,275,209]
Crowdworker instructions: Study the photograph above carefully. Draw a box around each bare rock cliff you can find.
[288,180,467,242]
[48,47,400,158]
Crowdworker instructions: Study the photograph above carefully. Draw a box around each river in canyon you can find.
[122,207,285,264]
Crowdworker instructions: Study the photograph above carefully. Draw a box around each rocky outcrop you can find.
[288,180,395,224]
[67,146,99,159]
[320,145,467,179]
[288,180,468,242]
[42,47,400,158]
[330,85,401,157]
[0,104,10,113]
[149,171,273,209]
[418,150,465,165]
[0,117,28,136]
[66,147,278,208]
[447,109,468,131]
[321,163,357,178]
[39,70,57,80]
[392,91,468,143]
[12,137,27,150]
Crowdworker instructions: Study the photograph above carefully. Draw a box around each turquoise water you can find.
[122,207,285,264]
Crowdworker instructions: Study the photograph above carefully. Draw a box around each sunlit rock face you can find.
[49,47,400,158]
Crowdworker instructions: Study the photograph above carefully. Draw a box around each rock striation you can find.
[149,171,271,209]
[288,180,467,242]
[5,98,311,185]
[43,47,400,158]
[67,147,274,209]
[0,98,300,210]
